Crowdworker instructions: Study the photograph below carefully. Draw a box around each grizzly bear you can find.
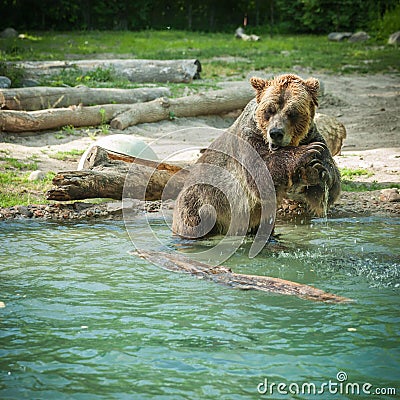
[172,74,341,239]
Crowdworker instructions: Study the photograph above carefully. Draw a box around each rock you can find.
[314,113,347,156]
[21,79,40,87]
[0,76,11,88]
[328,32,352,41]
[388,31,400,45]
[106,202,124,214]
[17,206,33,218]
[0,28,18,38]
[348,31,370,43]
[28,170,46,181]
[235,27,260,42]
[380,188,400,202]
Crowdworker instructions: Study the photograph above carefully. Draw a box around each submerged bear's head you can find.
[250,74,320,150]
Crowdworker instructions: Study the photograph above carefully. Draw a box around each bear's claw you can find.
[293,143,331,187]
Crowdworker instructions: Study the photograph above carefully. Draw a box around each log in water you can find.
[132,249,353,303]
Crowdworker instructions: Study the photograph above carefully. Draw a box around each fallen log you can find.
[132,249,352,303]
[10,59,202,83]
[0,86,171,111]
[81,145,185,172]
[0,85,254,133]
[0,103,129,133]
[110,85,255,129]
[46,146,187,201]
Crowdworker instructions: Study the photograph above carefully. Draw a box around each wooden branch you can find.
[0,86,171,111]
[10,59,202,83]
[0,103,129,133]
[110,85,255,129]
[0,85,253,133]
[133,249,352,303]
[46,147,188,201]
[81,145,183,173]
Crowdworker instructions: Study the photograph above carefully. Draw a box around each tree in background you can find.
[0,0,398,34]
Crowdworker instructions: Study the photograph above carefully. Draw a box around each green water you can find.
[0,217,399,399]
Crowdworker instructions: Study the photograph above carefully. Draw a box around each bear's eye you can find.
[264,108,275,120]
[286,109,298,122]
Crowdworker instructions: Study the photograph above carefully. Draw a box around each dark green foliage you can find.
[0,0,398,33]
[0,61,25,87]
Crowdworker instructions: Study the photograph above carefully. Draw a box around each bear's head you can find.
[250,74,320,150]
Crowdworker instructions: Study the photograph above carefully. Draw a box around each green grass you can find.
[0,31,398,87]
[0,156,38,170]
[49,149,85,161]
[0,171,55,207]
[339,167,400,192]
[341,181,400,192]
[340,167,374,180]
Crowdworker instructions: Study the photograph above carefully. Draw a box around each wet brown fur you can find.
[172,74,341,239]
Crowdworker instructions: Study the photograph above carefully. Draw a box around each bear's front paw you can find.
[293,142,331,188]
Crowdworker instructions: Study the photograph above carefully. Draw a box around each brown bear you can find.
[172,74,341,239]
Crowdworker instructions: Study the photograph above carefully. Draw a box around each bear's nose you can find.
[269,127,284,142]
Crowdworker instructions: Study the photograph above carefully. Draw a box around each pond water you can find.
[0,217,399,399]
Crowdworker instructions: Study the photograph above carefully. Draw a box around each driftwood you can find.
[46,146,187,201]
[0,86,171,111]
[10,59,202,83]
[80,144,183,172]
[133,249,352,303]
[0,103,129,133]
[0,85,254,133]
[110,86,255,129]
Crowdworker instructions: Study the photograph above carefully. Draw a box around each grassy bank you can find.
[1,30,399,85]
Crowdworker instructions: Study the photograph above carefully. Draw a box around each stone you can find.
[28,170,46,181]
[0,28,18,38]
[106,202,124,214]
[21,79,40,87]
[380,188,400,202]
[328,32,352,41]
[388,31,400,45]
[348,31,370,43]
[18,206,33,218]
[0,76,11,88]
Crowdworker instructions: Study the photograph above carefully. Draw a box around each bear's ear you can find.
[304,77,320,107]
[250,77,268,103]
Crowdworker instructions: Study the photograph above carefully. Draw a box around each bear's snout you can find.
[269,127,284,142]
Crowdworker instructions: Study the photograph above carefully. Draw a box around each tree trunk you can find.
[0,103,128,133]
[133,249,352,303]
[81,145,185,173]
[46,146,188,201]
[0,86,171,111]
[0,85,254,133]
[10,59,202,83]
[110,85,255,129]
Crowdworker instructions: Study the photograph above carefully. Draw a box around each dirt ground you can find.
[1,73,399,217]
